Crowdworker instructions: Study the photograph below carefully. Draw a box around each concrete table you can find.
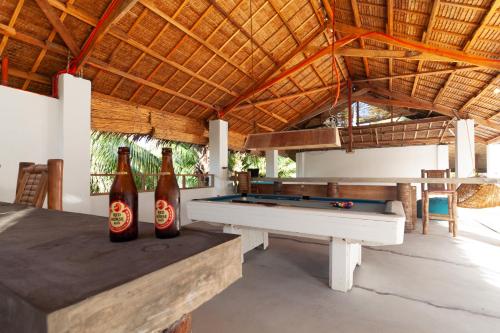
[0,202,241,333]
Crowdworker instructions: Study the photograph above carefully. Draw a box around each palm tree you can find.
[91,132,208,193]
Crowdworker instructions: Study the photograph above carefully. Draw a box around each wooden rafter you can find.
[334,23,500,70]
[411,0,440,97]
[360,85,500,132]
[350,0,370,78]
[353,66,480,83]
[87,60,216,110]
[386,0,393,91]
[221,24,327,116]
[23,0,75,90]
[0,0,24,56]
[434,2,500,105]
[140,0,252,79]
[34,0,80,56]
[74,0,140,71]
[235,84,342,110]
[459,73,500,115]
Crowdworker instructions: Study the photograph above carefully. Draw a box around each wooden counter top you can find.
[0,202,241,333]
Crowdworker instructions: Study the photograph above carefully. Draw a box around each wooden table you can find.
[0,202,241,333]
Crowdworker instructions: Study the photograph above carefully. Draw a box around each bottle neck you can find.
[117,153,131,173]
[161,154,175,174]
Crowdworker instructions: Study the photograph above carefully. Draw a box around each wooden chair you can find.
[236,171,251,194]
[15,159,63,210]
[421,169,458,237]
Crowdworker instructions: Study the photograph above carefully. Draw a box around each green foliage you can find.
[90,132,208,193]
[228,151,296,178]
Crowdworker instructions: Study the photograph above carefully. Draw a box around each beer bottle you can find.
[155,148,180,238]
[109,147,138,242]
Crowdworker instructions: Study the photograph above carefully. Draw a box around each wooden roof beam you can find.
[235,84,343,110]
[140,0,252,79]
[349,0,370,78]
[334,23,500,70]
[0,0,24,56]
[387,0,393,91]
[433,2,500,104]
[74,0,140,71]
[459,73,500,116]
[34,0,80,56]
[411,0,440,97]
[358,85,500,132]
[353,66,480,83]
[221,33,357,117]
[87,59,216,110]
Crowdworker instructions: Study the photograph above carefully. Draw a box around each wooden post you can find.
[356,101,360,126]
[182,175,186,189]
[347,79,353,153]
[1,57,8,86]
[47,159,64,211]
[326,182,339,197]
[397,182,413,232]
[273,181,283,195]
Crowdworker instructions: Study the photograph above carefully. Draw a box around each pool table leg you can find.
[329,239,360,292]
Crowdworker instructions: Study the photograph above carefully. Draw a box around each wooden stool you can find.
[421,169,458,237]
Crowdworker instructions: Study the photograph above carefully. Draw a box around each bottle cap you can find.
[118,147,130,154]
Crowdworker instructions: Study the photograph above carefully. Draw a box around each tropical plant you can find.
[90,132,208,193]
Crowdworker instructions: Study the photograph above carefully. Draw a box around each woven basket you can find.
[457,183,500,208]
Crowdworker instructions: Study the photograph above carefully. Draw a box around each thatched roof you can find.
[0,0,499,146]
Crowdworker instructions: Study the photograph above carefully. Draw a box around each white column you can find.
[436,145,449,169]
[455,119,475,178]
[209,119,229,195]
[487,143,500,178]
[265,150,278,177]
[296,152,305,177]
[58,74,91,213]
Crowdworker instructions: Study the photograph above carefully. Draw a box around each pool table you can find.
[187,194,405,292]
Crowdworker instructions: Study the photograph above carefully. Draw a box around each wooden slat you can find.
[245,127,341,150]
[75,0,140,71]
[411,0,440,97]
[0,0,24,56]
[353,66,480,83]
[350,0,370,78]
[334,23,500,70]
[34,0,80,56]
[459,73,500,115]
[87,60,215,110]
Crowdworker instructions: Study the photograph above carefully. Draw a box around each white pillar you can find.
[296,152,305,177]
[209,119,229,194]
[265,150,278,177]
[436,145,449,169]
[487,143,500,178]
[455,119,475,178]
[58,74,91,213]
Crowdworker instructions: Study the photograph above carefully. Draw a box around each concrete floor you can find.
[192,208,500,333]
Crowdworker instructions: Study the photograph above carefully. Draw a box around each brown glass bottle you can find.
[154,148,180,238]
[109,147,138,242]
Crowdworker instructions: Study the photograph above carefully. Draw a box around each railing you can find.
[90,173,214,195]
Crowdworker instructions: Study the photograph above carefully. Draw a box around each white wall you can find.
[0,85,60,203]
[0,75,91,212]
[487,144,500,178]
[297,145,449,198]
[90,187,216,225]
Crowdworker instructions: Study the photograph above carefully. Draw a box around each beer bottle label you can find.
[109,201,133,233]
[155,200,175,229]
